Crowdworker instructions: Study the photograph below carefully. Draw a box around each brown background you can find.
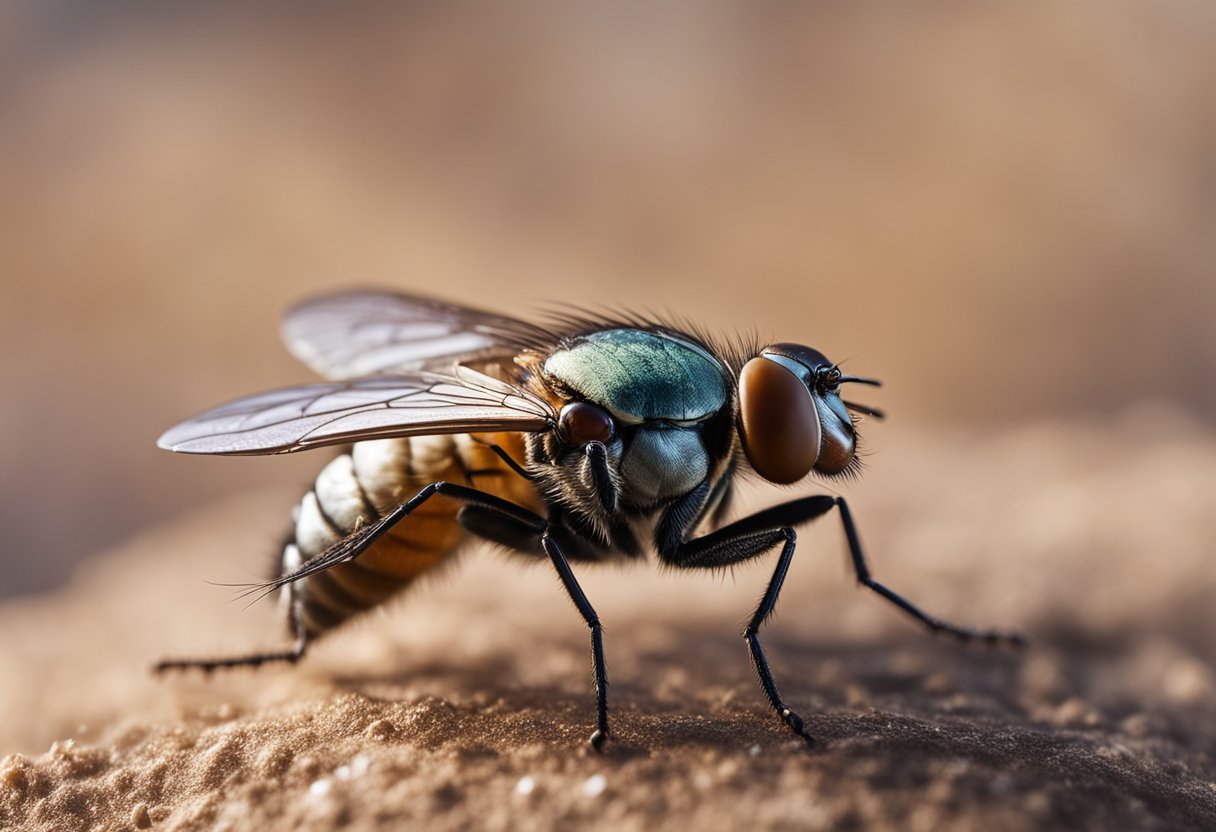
[2,1,1214,598]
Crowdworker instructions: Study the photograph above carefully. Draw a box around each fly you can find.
[155,290,1024,749]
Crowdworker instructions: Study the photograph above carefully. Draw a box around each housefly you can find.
[156,290,1023,748]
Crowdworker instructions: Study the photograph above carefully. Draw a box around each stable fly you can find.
[156,290,1023,748]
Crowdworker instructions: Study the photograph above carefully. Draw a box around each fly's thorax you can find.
[619,425,708,504]
[529,327,737,524]
[541,328,728,424]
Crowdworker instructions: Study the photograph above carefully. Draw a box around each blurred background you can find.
[1,1,1213,599]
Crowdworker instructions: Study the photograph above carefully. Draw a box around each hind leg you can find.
[154,586,310,674]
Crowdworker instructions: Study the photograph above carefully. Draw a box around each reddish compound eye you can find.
[558,402,615,445]
[738,356,821,484]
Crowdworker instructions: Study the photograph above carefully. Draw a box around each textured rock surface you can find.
[2,415,1214,831]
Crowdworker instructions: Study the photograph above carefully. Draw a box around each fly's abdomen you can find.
[285,432,537,638]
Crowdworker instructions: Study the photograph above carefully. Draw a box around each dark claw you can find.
[589,729,608,752]
[781,708,814,744]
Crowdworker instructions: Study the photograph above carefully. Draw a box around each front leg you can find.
[662,495,1025,742]
[662,496,838,743]
[835,498,1026,646]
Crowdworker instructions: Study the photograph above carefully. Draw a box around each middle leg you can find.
[540,530,611,749]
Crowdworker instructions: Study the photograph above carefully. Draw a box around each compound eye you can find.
[738,356,821,484]
[558,402,615,445]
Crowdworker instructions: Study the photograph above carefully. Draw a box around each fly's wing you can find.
[157,367,556,455]
[282,290,552,380]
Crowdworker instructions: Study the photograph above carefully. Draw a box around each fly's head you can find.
[738,343,882,484]
[526,328,734,537]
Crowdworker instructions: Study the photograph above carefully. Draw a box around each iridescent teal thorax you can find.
[543,329,728,505]
[543,329,727,424]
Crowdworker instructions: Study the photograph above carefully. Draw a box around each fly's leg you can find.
[663,495,1026,742]
[225,482,549,601]
[836,497,1026,647]
[540,531,610,750]
[154,601,309,673]
[459,506,612,749]
[474,440,534,481]
[157,481,614,750]
[153,482,529,671]
[664,496,839,743]
[744,528,805,739]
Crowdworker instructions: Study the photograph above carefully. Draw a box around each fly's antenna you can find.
[838,375,882,387]
[843,400,886,420]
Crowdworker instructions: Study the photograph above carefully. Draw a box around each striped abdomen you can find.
[283,431,538,639]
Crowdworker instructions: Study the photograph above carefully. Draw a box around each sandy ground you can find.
[2,412,1215,831]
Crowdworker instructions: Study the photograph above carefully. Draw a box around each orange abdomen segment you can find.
[288,432,538,636]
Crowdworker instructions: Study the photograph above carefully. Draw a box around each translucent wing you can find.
[158,367,557,456]
[281,290,551,379]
